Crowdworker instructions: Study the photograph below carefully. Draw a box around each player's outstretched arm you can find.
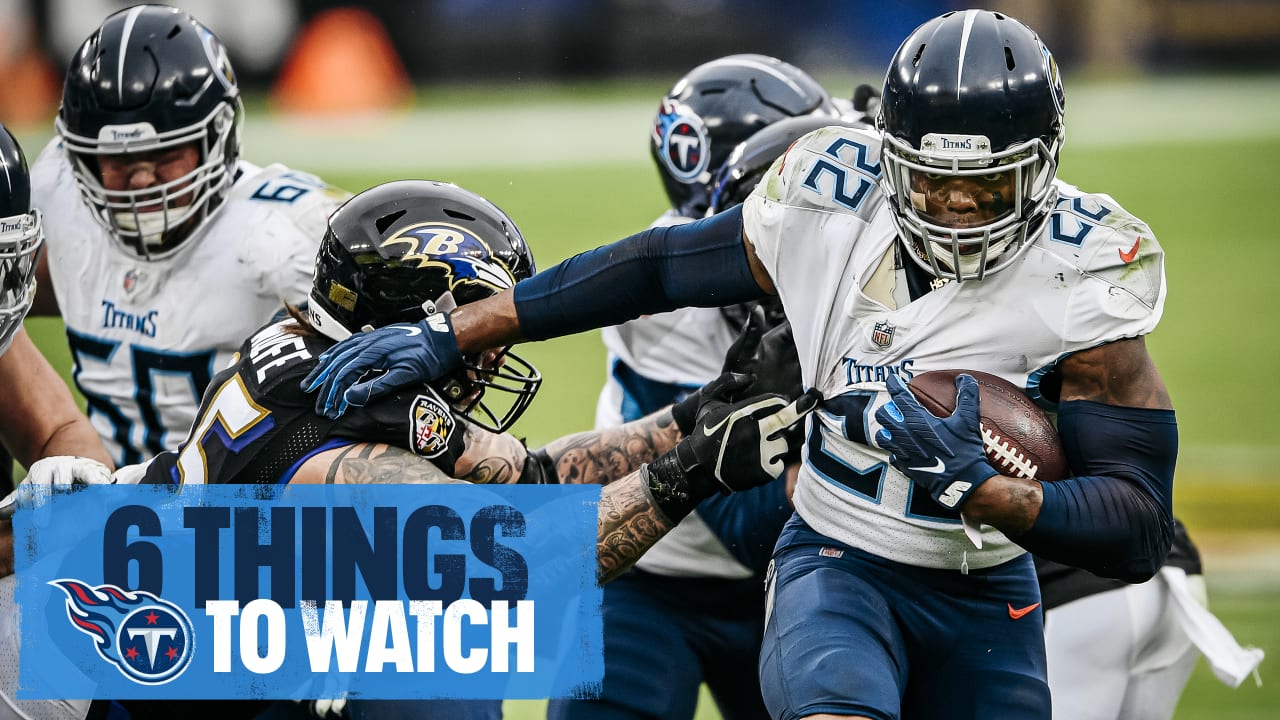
[303,207,769,418]
[290,442,469,485]
[527,409,683,486]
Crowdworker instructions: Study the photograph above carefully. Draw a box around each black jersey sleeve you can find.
[327,384,468,476]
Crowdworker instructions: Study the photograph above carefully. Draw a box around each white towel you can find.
[1161,566,1265,688]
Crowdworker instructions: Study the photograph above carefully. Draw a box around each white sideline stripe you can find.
[17,76,1280,174]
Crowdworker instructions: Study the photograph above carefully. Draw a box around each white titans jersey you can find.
[32,139,350,465]
[743,125,1166,571]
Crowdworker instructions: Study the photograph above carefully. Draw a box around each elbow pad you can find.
[1016,400,1177,582]
[513,206,762,340]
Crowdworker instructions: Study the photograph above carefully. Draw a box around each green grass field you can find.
[16,73,1280,717]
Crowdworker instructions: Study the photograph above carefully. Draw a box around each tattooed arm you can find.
[288,439,678,582]
[534,408,683,485]
[596,471,677,582]
[290,442,468,485]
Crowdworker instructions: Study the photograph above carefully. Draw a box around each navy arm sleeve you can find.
[1014,400,1177,583]
[513,205,764,341]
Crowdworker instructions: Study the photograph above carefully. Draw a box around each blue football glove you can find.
[302,314,464,419]
[874,373,997,511]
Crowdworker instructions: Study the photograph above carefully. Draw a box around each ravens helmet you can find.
[0,124,42,356]
[651,54,840,218]
[878,9,1065,281]
[56,4,243,259]
[308,180,540,433]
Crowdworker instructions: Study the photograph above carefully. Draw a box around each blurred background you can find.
[5,1,1280,717]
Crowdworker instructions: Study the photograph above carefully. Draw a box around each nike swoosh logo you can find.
[1008,602,1041,620]
[1118,236,1141,264]
[701,414,733,438]
[908,459,946,474]
[391,326,422,337]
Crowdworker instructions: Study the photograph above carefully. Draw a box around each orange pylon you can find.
[271,7,413,116]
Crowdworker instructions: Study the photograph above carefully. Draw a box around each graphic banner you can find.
[11,483,603,700]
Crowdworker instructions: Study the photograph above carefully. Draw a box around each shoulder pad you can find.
[752,125,886,223]
[231,162,352,236]
[1041,187,1164,311]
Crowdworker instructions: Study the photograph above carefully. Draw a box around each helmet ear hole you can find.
[376,210,406,234]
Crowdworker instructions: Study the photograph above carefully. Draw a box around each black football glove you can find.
[646,388,822,522]
[672,305,803,436]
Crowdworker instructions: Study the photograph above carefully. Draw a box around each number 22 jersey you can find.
[742,125,1167,571]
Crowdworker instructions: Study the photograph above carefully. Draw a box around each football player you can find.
[301,11,1196,720]
[125,179,814,720]
[0,123,114,720]
[28,4,350,469]
[560,101,868,719]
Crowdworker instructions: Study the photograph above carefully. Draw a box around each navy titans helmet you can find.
[0,125,42,356]
[651,54,840,218]
[56,4,243,259]
[308,180,540,432]
[878,9,1066,281]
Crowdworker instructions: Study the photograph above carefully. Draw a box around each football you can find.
[906,369,1068,482]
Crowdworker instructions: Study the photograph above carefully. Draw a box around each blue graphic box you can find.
[11,483,603,700]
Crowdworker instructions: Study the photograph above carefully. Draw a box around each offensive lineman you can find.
[29,4,349,468]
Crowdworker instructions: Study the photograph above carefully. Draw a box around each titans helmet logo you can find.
[380,223,516,294]
[198,26,237,91]
[53,579,194,684]
[653,98,710,183]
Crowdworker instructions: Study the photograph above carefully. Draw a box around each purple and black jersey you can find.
[142,319,463,487]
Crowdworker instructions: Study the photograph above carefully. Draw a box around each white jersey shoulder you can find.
[32,141,349,466]
[743,139,1166,571]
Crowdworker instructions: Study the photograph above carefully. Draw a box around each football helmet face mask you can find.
[56,4,243,259]
[309,180,540,433]
[0,125,42,357]
[651,54,840,218]
[878,9,1065,281]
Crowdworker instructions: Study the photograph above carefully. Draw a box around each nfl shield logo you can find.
[871,320,895,348]
[123,269,139,292]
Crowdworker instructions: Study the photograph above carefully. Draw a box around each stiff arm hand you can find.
[303,313,463,419]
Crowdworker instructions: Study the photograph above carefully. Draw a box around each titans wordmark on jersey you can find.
[32,140,350,465]
[742,125,1166,571]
